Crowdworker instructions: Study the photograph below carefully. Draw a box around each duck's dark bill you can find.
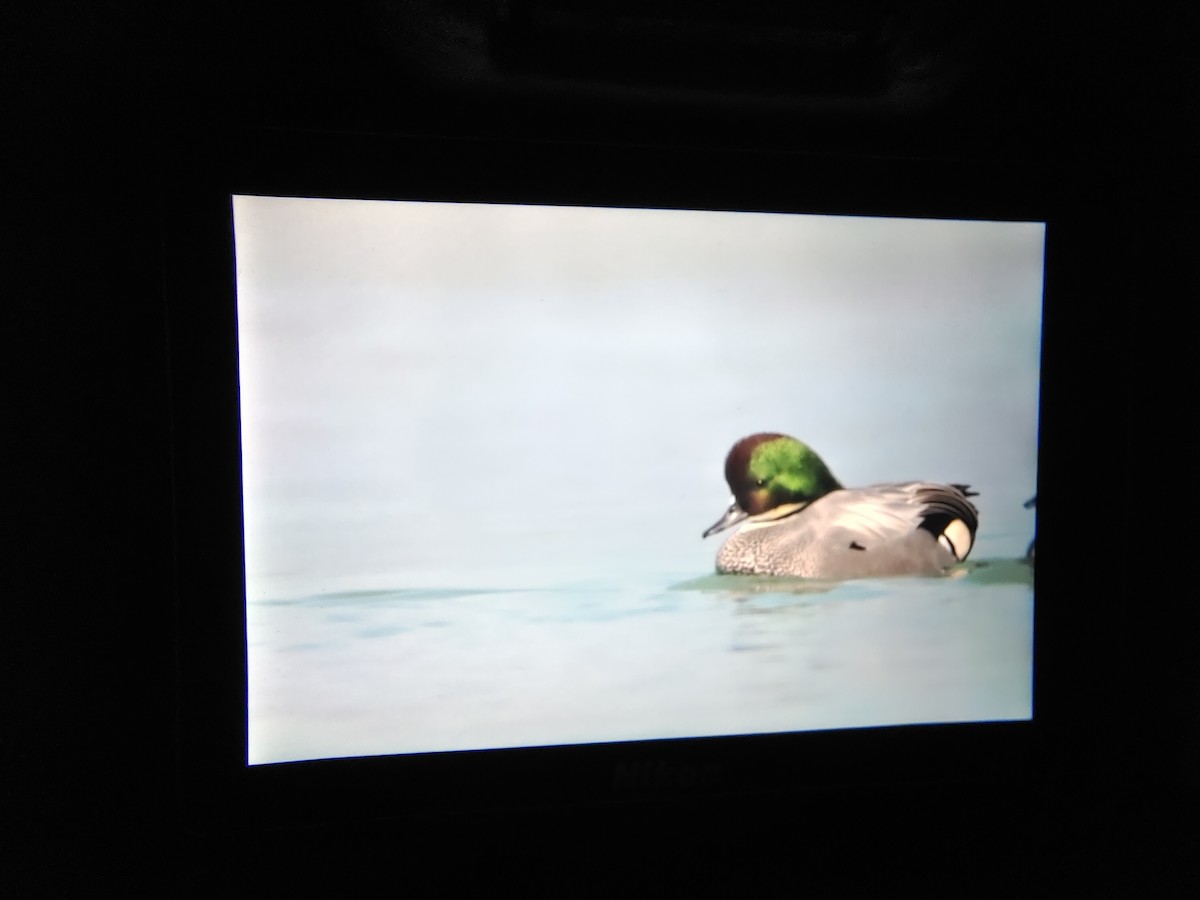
[703,501,748,538]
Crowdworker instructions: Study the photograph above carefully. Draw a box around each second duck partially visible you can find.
[703,433,979,580]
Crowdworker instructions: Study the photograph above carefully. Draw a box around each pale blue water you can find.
[247,562,1033,764]
[233,197,1042,765]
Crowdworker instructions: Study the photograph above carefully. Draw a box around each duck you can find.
[702,433,979,579]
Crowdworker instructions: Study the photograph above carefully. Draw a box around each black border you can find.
[165,129,1128,835]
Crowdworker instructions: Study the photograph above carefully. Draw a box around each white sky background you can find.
[233,196,1045,598]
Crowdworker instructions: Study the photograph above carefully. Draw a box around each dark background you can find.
[6,3,1198,893]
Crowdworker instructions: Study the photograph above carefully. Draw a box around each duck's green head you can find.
[703,433,843,538]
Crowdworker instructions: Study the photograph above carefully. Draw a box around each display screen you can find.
[233,195,1042,766]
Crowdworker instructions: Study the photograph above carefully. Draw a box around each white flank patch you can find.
[940,518,973,560]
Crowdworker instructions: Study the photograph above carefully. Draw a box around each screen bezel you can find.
[166,129,1121,833]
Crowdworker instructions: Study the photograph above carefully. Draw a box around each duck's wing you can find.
[811,482,979,569]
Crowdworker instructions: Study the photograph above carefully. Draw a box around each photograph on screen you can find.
[232,196,1041,765]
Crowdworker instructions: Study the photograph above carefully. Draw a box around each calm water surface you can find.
[248,561,1032,765]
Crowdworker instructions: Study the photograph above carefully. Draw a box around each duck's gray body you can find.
[714,482,978,579]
